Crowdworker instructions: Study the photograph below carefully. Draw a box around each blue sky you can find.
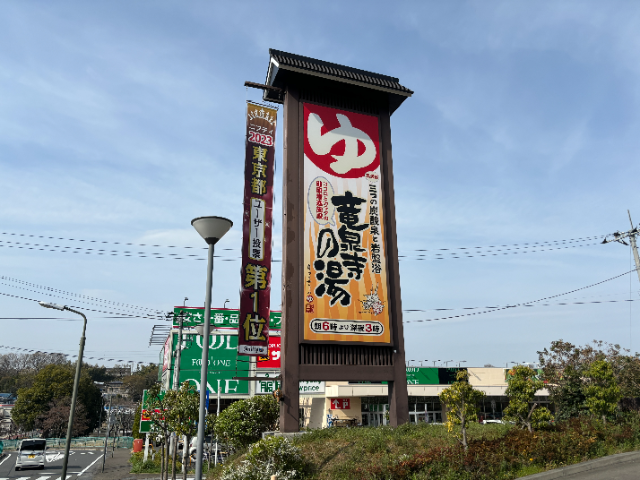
[1,1,640,368]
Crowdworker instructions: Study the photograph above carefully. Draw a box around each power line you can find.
[0,230,603,260]
[0,282,165,319]
[405,241,599,260]
[0,231,212,250]
[405,268,639,325]
[0,344,155,364]
[1,275,162,314]
[0,290,166,321]
[403,291,633,313]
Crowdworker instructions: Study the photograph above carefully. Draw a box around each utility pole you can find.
[603,210,640,352]
[171,309,186,476]
[101,393,113,473]
[602,210,640,284]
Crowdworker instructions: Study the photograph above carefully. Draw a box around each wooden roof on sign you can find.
[264,49,413,111]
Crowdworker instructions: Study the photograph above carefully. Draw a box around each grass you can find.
[208,415,640,479]
[294,422,509,479]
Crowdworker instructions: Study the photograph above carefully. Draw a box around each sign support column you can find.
[281,83,301,432]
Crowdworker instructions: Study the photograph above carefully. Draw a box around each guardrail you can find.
[0,436,133,450]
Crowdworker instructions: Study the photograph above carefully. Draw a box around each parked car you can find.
[15,439,46,471]
[481,419,503,424]
[188,436,213,456]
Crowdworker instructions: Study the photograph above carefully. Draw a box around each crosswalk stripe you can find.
[35,476,52,479]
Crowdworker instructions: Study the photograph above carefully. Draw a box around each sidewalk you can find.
[87,448,197,480]
[87,448,157,480]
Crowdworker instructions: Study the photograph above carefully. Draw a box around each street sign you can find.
[140,389,166,434]
[255,372,280,395]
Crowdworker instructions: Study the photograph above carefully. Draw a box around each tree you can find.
[147,384,171,480]
[503,365,553,432]
[584,360,621,424]
[438,370,485,452]
[11,364,102,433]
[539,339,640,419]
[165,382,200,480]
[132,403,143,440]
[123,364,159,402]
[0,352,67,394]
[84,364,115,383]
[37,397,88,438]
[214,396,279,449]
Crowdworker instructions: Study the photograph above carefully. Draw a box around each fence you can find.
[0,436,133,450]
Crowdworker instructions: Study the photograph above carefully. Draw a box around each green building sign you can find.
[172,307,282,330]
[169,333,250,395]
[405,367,466,385]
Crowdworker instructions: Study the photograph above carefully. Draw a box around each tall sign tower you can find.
[262,50,413,431]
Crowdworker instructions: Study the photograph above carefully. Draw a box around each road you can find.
[0,449,104,480]
[561,459,640,479]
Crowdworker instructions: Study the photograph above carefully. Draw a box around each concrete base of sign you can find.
[262,431,310,440]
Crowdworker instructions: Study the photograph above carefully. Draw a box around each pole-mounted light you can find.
[39,301,87,480]
[191,216,232,480]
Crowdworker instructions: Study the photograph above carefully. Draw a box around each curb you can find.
[520,450,640,479]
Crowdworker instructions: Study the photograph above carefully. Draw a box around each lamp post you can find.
[39,301,87,480]
[191,216,233,480]
[458,360,467,368]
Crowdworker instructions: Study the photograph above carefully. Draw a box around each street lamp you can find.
[458,360,467,367]
[39,301,87,480]
[443,360,454,367]
[191,215,233,480]
[224,299,230,309]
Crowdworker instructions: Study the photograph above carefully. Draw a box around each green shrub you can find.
[213,396,279,449]
[220,436,308,480]
[129,451,162,473]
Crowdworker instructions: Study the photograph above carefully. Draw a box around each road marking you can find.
[35,476,53,479]
[15,477,32,480]
[0,454,9,466]
[76,454,103,476]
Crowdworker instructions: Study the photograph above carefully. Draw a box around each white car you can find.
[15,439,47,471]
[481,419,503,424]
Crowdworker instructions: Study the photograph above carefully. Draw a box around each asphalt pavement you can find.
[0,449,105,480]
[562,460,640,479]
[0,447,200,480]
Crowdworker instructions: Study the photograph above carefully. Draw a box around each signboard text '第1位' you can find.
[238,102,278,356]
[303,103,391,343]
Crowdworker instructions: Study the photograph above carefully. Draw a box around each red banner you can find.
[238,102,277,356]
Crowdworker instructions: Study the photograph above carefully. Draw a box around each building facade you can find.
[158,308,549,428]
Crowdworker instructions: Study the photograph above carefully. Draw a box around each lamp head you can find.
[39,301,66,311]
[191,216,233,245]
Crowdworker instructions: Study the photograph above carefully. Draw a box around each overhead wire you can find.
[1,275,162,314]
[0,230,604,261]
[0,290,167,321]
[405,268,639,325]
[0,344,157,364]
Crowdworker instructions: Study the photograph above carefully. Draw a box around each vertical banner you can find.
[238,102,278,355]
[303,103,391,343]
